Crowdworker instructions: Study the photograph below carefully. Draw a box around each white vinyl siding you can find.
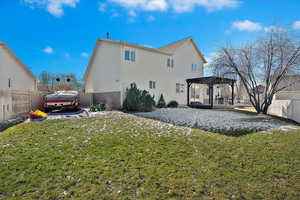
[86,38,205,106]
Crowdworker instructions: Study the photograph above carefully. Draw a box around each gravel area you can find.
[135,108,298,135]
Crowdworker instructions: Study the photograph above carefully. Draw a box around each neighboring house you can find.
[202,84,234,105]
[0,42,36,91]
[275,74,300,98]
[84,37,207,108]
[268,74,300,123]
[0,41,37,121]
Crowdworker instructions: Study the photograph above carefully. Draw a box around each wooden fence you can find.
[0,90,44,122]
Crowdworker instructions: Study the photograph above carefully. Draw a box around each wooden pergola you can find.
[186,76,236,109]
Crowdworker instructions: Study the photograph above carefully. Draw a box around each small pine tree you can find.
[139,90,156,112]
[123,83,141,112]
[157,94,166,108]
[123,83,155,112]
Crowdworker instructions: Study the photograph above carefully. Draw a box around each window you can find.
[149,81,156,89]
[192,64,197,72]
[176,83,180,93]
[125,50,136,62]
[167,58,175,68]
[8,78,11,88]
[125,50,130,61]
[176,83,185,93]
[130,51,136,62]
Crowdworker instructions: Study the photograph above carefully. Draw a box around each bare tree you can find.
[38,72,84,92]
[211,30,300,114]
[38,71,55,91]
[39,71,54,85]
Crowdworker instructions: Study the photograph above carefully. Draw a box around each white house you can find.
[268,74,300,123]
[0,41,37,121]
[84,37,207,108]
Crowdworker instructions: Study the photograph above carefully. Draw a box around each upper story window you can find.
[167,58,175,68]
[149,80,156,89]
[125,50,136,62]
[191,63,198,72]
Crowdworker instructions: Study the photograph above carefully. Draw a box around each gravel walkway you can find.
[135,108,298,134]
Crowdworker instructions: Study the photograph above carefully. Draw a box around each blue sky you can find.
[1,0,300,79]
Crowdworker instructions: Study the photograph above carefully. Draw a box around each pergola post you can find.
[231,81,235,105]
[187,83,191,106]
[209,84,214,108]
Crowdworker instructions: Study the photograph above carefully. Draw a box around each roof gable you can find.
[84,37,207,81]
[99,39,172,56]
[0,41,36,81]
[159,37,207,64]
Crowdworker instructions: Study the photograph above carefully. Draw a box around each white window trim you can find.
[125,50,130,61]
[167,57,175,68]
[149,80,156,89]
[176,83,185,93]
[124,49,136,62]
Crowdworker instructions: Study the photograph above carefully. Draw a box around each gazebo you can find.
[186,76,236,109]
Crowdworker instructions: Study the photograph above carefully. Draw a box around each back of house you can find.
[0,41,37,121]
[84,37,207,109]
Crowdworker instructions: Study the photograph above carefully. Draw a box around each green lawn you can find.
[0,112,299,200]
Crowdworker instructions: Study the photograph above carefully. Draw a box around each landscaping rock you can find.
[135,108,299,135]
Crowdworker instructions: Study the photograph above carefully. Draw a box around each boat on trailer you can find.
[44,91,80,112]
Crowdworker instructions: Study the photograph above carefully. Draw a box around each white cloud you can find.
[109,0,240,13]
[128,10,137,16]
[23,0,80,17]
[264,25,286,33]
[42,46,54,54]
[292,21,300,30]
[98,3,107,12]
[147,15,155,21]
[232,20,262,32]
[171,0,240,13]
[81,52,89,57]
[111,10,120,17]
[109,0,168,11]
